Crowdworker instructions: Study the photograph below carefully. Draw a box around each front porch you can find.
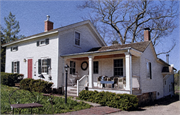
[62,48,141,96]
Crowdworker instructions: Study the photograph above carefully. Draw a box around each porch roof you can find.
[88,41,150,52]
[61,41,150,58]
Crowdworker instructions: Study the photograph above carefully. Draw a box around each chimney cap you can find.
[144,28,150,30]
[46,15,50,21]
[166,54,169,56]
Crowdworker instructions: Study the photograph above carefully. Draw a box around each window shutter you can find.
[38,59,41,74]
[12,62,14,73]
[37,41,39,46]
[149,62,152,79]
[16,46,18,51]
[11,47,13,51]
[47,59,51,74]
[45,39,49,45]
[17,61,20,74]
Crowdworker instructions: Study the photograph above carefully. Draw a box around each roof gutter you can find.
[61,47,131,57]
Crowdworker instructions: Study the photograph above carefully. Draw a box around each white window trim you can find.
[146,61,152,79]
[74,31,81,47]
[37,38,49,47]
[11,46,18,52]
[112,57,125,77]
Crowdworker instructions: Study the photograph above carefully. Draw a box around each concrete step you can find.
[132,89,141,95]
[70,88,77,91]
[67,90,77,94]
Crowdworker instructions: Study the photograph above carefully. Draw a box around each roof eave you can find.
[2,30,58,47]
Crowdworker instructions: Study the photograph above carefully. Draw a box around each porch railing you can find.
[77,75,88,96]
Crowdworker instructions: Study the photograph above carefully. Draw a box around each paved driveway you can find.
[108,101,180,115]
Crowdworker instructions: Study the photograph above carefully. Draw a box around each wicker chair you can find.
[118,77,125,89]
[97,76,102,87]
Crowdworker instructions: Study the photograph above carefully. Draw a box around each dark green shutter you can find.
[149,62,152,79]
[38,59,41,74]
[45,39,49,45]
[47,59,51,74]
[17,61,19,74]
[12,62,14,73]
[37,41,39,46]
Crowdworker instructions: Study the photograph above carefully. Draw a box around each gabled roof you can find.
[88,41,151,52]
[2,20,106,47]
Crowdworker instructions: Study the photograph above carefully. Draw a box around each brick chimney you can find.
[44,15,53,32]
[144,28,150,41]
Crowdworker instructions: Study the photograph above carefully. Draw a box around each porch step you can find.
[67,86,78,97]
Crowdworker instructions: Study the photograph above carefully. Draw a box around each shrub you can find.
[79,90,138,110]
[1,72,24,86]
[20,78,53,93]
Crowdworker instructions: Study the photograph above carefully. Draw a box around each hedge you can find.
[1,72,24,86]
[78,90,138,110]
[20,78,53,93]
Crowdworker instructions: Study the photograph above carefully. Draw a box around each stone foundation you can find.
[137,91,156,106]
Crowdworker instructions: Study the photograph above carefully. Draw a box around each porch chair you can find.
[112,77,118,88]
[118,77,125,89]
[97,76,102,87]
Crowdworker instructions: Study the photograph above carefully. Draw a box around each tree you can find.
[1,12,24,72]
[78,0,179,55]
[1,30,6,72]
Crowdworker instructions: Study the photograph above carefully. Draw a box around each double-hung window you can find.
[147,62,152,79]
[12,61,20,73]
[38,59,51,74]
[70,61,76,74]
[114,59,123,76]
[37,38,49,46]
[75,32,80,46]
[11,46,18,51]
[93,61,99,74]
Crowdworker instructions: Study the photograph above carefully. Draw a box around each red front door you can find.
[28,59,33,78]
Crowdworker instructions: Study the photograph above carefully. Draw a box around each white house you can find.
[2,16,176,99]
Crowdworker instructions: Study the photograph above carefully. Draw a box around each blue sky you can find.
[1,0,179,71]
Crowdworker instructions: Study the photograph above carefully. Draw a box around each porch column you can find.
[88,56,94,88]
[125,52,132,94]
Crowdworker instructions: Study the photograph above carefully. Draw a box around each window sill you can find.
[74,45,81,48]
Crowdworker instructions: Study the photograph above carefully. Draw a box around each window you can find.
[38,59,51,74]
[114,59,123,76]
[70,61,76,74]
[11,46,18,51]
[12,61,19,73]
[93,61,99,74]
[37,38,49,46]
[147,62,152,79]
[75,32,80,46]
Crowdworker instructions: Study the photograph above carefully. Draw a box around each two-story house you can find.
[2,16,175,99]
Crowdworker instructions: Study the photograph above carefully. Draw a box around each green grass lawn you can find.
[1,85,91,114]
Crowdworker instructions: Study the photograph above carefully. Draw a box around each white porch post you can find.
[125,52,132,94]
[88,56,94,88]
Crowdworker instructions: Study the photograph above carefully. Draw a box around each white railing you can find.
[132,76,140,89]
[77,75,88,96]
